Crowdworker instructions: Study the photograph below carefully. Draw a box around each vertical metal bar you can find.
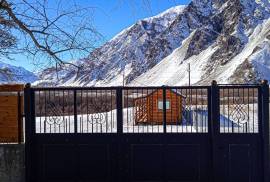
[185,88,188,132]
[110,89,112,132]
[44,91,47,133]
[195,89,198,132]
[99,90,102,133]
[227,88,230,133]
[176,88,179,133]
[210,80,219,182]
[137,88,140,133]
[253,88,255,133]
[170,89,172,133]
[68,91,71,133]
[221,89,225,133]
[151,89,154,133]
[74,90,77,133]
[39,91,41,133]
[133,89,136,133]
[87,90,89,133]
[207,85,213,182]
[200,88,204,132]
[237,88,240,132]
[24,83,35,181]
[162,86,167,133]
[232,88,235,133]
[91,90,94,133]
[260,80,269,182]
[96,90,99,133]
[141,89,144,133]
[190,88,193,133]
[62,90,65,133]
[247,88,250,133]
[126,89,128,133]
[243,88,247,133]
[81,90,83,133]
[105,90,108,133]
[58,90,61,133]
[53,90,56,133]
[116,87,123,134]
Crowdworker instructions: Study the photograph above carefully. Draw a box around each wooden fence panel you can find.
[0,85,24,143]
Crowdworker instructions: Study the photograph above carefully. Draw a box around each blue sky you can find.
[4,0,191,71]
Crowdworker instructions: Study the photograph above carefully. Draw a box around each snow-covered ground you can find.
[35,105,258,134]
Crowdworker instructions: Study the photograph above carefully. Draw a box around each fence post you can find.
[74,90,77,133]
[24,83,34,182]
[211,80,219,134]
[210,80,219,182]
[116,87,123,134]
[162,86,167,133]
[261,80,269,182]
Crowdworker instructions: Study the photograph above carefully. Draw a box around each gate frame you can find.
[24,81,270,182]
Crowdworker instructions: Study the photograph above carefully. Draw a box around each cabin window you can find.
[158,100,170,110]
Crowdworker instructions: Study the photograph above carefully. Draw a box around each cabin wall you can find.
[135,89,183,124]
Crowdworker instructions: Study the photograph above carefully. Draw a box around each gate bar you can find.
[24,83,36,182]
[211,80,220,182]
[74,90,77,133]
[116,87,123,134]
[162,86,166,133]
[261,80,269,182]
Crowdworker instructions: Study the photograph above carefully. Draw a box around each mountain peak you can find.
[0,61,38,84]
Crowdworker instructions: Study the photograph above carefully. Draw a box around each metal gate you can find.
[24,81,269,182]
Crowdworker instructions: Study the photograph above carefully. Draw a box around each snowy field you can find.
[35,108,199,133]
[35,104,258,134]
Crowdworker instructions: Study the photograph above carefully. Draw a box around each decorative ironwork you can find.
[46,102,64,125]
[85,97,109,124]
[88,112,106,124]
[230,97,248,124]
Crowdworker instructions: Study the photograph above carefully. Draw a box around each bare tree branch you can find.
[0,0,103,73]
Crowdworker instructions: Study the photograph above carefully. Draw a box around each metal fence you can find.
[31,84,262,135]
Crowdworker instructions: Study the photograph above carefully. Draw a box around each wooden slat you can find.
[0,94,23,143]
[0,84,24,92]
[0,96,18,106]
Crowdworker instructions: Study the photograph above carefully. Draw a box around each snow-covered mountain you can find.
[0,61,38,84]
[37,0,270,86]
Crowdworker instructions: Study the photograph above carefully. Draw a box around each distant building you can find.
[134,89,185,124]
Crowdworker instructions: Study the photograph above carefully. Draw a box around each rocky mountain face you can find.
[37,0,270,86]
[0,61,38,84]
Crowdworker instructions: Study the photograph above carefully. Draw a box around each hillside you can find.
[0,61,38,84]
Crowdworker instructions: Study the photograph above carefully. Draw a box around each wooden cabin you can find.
[134,89,185,124]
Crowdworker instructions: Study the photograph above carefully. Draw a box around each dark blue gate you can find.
[24,81,270,182]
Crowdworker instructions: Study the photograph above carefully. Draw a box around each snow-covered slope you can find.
[0,61,38,84]
[133,18,270,86]
[37,0,270,86]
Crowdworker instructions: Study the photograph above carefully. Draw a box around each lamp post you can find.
[187,63,191,86]
[122,67,125,87]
